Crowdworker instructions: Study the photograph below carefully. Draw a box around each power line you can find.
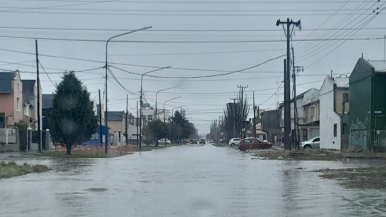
[110,54,285,79]
[38,60,57,88]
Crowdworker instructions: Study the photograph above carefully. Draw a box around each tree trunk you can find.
[155,138,158,147]
[66,145,72,155]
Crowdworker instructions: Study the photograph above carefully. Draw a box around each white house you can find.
[320,76,349,150]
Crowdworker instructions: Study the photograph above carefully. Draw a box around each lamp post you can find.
[139,67,171,150]
[155,86,176,120]
[105,26,152,154]
[162,96,181,146]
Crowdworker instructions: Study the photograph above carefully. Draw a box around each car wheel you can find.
[231,143,235,146]
[304,145,312,150]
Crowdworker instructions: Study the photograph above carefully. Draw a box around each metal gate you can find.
[374,130,386,149]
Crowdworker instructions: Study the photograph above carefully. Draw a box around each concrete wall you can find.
[108,120,124,134]
[320,78,341,150]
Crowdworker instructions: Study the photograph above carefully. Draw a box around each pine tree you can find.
[46,72,97,155]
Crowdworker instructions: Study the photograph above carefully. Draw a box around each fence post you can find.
[27,127,32,151]
[46,129,51,150]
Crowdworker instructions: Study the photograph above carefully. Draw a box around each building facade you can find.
[349,58,386,152]
[320,76,349,150]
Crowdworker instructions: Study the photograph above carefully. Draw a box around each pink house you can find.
[0,71,23,128]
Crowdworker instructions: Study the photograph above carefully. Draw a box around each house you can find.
[21,80,42,130]
[107,111,126,134]
[261,110,281,145]
[299,88,320,141]
[348,58,386,152]
[0,71,23,128]
[320,76,349,150]
[279,88,320,143]
[247,108,267,140]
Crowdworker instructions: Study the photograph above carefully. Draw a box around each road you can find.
[1,143,386,217]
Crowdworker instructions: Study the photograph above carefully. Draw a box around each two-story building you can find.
[0,71,23,128]
[299,88,320,141]
[348,58,386,152]
[320,76,349,150]
[22,80,42,130]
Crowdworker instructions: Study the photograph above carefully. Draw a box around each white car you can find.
[229,138,241,146]
[299,136,320,149]
[158,138,171,144]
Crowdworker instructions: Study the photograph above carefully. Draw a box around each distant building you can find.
[21,80,42,130]
[261,110,281,145]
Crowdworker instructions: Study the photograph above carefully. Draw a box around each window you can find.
[334,124,337,137]
[314,137,320,142]
[310,107,315,120]
[244,139,251,143]
[17,98,20,111]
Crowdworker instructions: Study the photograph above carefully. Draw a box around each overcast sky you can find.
[1,0,385,135]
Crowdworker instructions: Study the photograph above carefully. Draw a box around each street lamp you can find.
[171,105,186,144]
[155,86,176,119]
[139,67,171,150]
[104,26,151,154]
[162,96,181,146]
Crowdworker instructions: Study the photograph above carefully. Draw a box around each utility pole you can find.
[125,94,128,145]
[98,90,102,147]
[229,97,238,138]
[35,40,42,152]
[292,47,304,150]
[237,85,248,139]
[136,101,139,146]
[384,35,385,61]
[276,18,301,150]
[253,91,256,138]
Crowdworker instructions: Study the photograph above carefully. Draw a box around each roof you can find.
[107,111,125,121]
[333,77,349,88]
[368,60,386,73]
[0,71,16,93]
[21,80,36,104]
[42,94,54,109]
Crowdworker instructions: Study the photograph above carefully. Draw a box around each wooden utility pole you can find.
[229,97,238,138]
[125,94,128,145]
[136,101,139,146]
[98,89,102,147]
[276,18,301,150]
[253,91,256,138]
[35,40,42,152]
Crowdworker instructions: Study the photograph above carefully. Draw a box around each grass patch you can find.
[313,166,386,189]
[0,161,50,179]
[35,151,109,158]
[254,149,347,161]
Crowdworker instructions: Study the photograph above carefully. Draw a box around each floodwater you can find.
[1,143,386,217]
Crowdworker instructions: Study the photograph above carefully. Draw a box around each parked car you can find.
[190,139,198,144]
[158,138,171,144]
[229,138,241,146]
[238,138,272,151]
[299,136,320,149]
[199,139,206,144]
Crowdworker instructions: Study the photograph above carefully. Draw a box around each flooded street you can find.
[1,143,386,217]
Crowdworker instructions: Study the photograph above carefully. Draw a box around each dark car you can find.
[190,139,198,144]
[239,138,272,151]
[199,139,206,144]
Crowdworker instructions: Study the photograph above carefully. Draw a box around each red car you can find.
[238,138,272,151]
